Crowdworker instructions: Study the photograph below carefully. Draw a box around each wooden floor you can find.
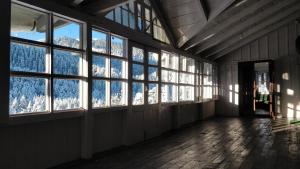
[56,118,300,169]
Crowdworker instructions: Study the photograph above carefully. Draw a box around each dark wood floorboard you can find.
[56,117,300,169]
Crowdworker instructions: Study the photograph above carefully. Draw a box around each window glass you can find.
[92,55,109,77]
[203,86,213,99]
[161,84,178,102]
[53,16,81,49]
[111,36,125,57]
[148,83,158,104]
[115,7,122,24]
[204,63,212,75]
[180,56,195,73]
[53,79,80,111]
[92,80,108,107]
[11,4,48,42]
[53,49,80,76]
[179,73,194,85]
[111,81,127,106]
[203,75,212,85]
[148,67,158,81]
[10,43,47,73]
[161,70,178,83]
[9,77,47,115]
[132,64,144,80]
[148,52,159,65]
[92,30,107,53]
[122,10,129,27]
[179,86,194,101]
[132,47,144,63]
[132,82,144,105]
[111,58,127,79]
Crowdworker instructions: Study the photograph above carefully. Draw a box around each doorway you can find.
[238,60,274,117]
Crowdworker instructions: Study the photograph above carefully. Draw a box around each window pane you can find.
[148,67,158,81]
[92,80,108,108]
[53,49,80,75]
[53,79,80,111]
[115,7,121,24]
[111,58,127,79]
[122,10,129,27]
[132,47,144,63]
[162,70,178,83]
[92,55,109,77]
[129,13,135,29]
[179,86,194,101]
[11,4,48,42]
[10,77,47,115]
[148,83,158,104]
[161,52,178,70]
[53,16,81,49]
[161,84,177,103]
[10,42,47,73]
[204,75,212,85]
[111,36,125,57]
[92,30,107,53]
[203,86,212,99]
[204,63,212,75]
[105,11,114,20]
[161,52,169,68]
[111,81,127,106]
[145,8,151,21]
[180,56,195,73]
[148,52,159,65]
[132,82,144,105]
[132,64,144,80]
[179,73,194,85]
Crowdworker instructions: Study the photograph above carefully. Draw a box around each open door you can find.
[238,62,254,116]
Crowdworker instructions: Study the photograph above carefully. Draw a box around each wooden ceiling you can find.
[48,0,300,60]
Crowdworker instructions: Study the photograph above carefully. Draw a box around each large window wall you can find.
[6,1,217,118]
[10,2,87,115]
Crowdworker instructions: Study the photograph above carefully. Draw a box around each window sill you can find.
[5,110,85,126]
[91,106,129,114]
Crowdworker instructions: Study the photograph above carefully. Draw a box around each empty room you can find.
[1,0,300,169]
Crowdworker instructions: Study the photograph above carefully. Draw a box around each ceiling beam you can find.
[211,11,300,60]
[82,0,129,15]
[194,0,299,55]
[181,0,272,50]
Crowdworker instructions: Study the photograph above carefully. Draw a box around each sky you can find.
[11,23,80,42]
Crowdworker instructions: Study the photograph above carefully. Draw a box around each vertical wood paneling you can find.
[250,40,259,60]
[259,36,268,60]
[242,45,250,61]
[268,31,279,59]
[288,22,297,55]
[278,26,288,57]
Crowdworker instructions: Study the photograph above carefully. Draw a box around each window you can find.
[152,11,170,44]
[92,29,128,108]
[104,0,170,44]
[161,51,178,103]
[147,52,159,104]
[179,56,195,101]
[131,46,145,105]
[10,2,86,115]
[202,62,213,100]
[105,2,135,29]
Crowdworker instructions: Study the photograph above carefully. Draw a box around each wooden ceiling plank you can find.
[211,11,300,60]
[194,0,300,55]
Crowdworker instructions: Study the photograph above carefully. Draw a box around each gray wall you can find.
[0,102,215,169]
[216,21,300,117]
